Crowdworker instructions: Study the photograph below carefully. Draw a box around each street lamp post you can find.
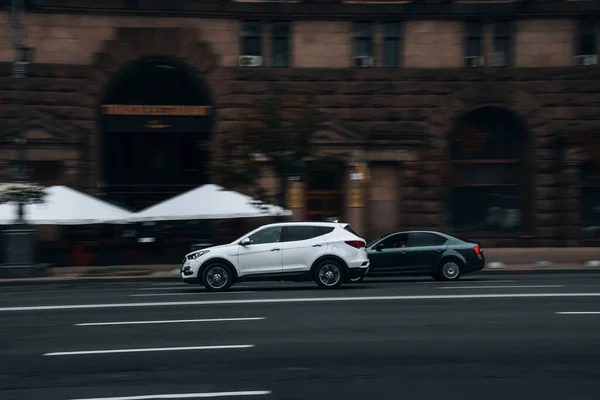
[1,0,40,277]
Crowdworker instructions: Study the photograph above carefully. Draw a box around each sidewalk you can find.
[483,247,600,267]
[1,247,600,284]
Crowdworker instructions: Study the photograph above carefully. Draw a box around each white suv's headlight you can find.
[187,250,210,260]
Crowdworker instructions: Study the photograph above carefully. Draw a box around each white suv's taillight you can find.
[345,240,365,249]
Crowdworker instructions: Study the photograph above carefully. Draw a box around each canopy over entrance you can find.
[0,185,132,225]
[129,184,292,222]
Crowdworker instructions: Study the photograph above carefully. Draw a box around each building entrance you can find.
[448,106,531,235]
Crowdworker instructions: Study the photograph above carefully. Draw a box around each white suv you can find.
[181,222,369,291]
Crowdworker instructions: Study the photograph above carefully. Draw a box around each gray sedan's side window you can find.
[408,233,447,247]
[380,233,409,249]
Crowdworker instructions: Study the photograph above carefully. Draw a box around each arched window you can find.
[449,106,531,235]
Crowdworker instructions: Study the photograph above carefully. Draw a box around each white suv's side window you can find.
[248,226,282,245]
[282,226,321,242]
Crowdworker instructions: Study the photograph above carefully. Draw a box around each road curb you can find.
[0,275,179,286]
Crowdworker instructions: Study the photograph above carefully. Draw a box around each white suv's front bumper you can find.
[181,259,201,281]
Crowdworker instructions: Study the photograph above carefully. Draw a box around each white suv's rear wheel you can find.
[314,260,344,289]
[202,263,233,292]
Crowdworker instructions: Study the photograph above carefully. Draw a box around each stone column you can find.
[285,178,306,221]
[368,164,400,239]
[0,160,10,182]
[401,160,420,230]
[563,148,581,246]
[346,165,367,235]
[63,160,82,187]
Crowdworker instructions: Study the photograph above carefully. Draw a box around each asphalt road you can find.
[1,273,600,400]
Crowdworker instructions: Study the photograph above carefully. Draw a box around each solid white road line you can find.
[556,312,600,315]
[44,344,254,357]
[70,391,271,399]
[130,292,256,297]
[76,317,265,326]
[437,285,565,290]
[139,286,253,291]
[4,293,600,312]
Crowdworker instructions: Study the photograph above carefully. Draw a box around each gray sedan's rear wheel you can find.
[438,260,462,281]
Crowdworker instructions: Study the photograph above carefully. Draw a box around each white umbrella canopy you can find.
[0,185,132,225]
[129,184,292,222]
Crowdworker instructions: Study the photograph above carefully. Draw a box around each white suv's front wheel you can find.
[314,260,344,289]
[202,263,233,292]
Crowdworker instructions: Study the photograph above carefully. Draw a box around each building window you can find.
[241,21,262,57]
[463,21,484,67]
[382,22,402,67]
[575,19,598,66]
[449,106,531,235]
[271,22,291,67]
[20,160,63,187]
[492,21,513,67]
[353,22,374,66]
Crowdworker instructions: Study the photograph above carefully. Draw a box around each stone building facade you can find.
[0,0,600,246]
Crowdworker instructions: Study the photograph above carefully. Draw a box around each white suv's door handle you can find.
[312,244,323,247]
[271,248,281,251]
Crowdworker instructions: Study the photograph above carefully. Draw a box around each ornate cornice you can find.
[8,0,600,20]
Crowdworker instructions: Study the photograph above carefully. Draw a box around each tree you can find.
[0,182,47,222]
[0,183,46,205]
[212,85,328,207]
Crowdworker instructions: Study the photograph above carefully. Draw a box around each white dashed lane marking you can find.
[69,390,272,399]
[44,344,254,357]
[556,311,600,315]
[437,285,565,290]
[76,317,265,327]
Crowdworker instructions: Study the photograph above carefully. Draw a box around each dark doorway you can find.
[580,159,600,240]
[448,106,531,235]
[305,158,345,222]
[100,57,214,211]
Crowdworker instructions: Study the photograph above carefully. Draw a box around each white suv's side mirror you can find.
[240,237,252,246]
